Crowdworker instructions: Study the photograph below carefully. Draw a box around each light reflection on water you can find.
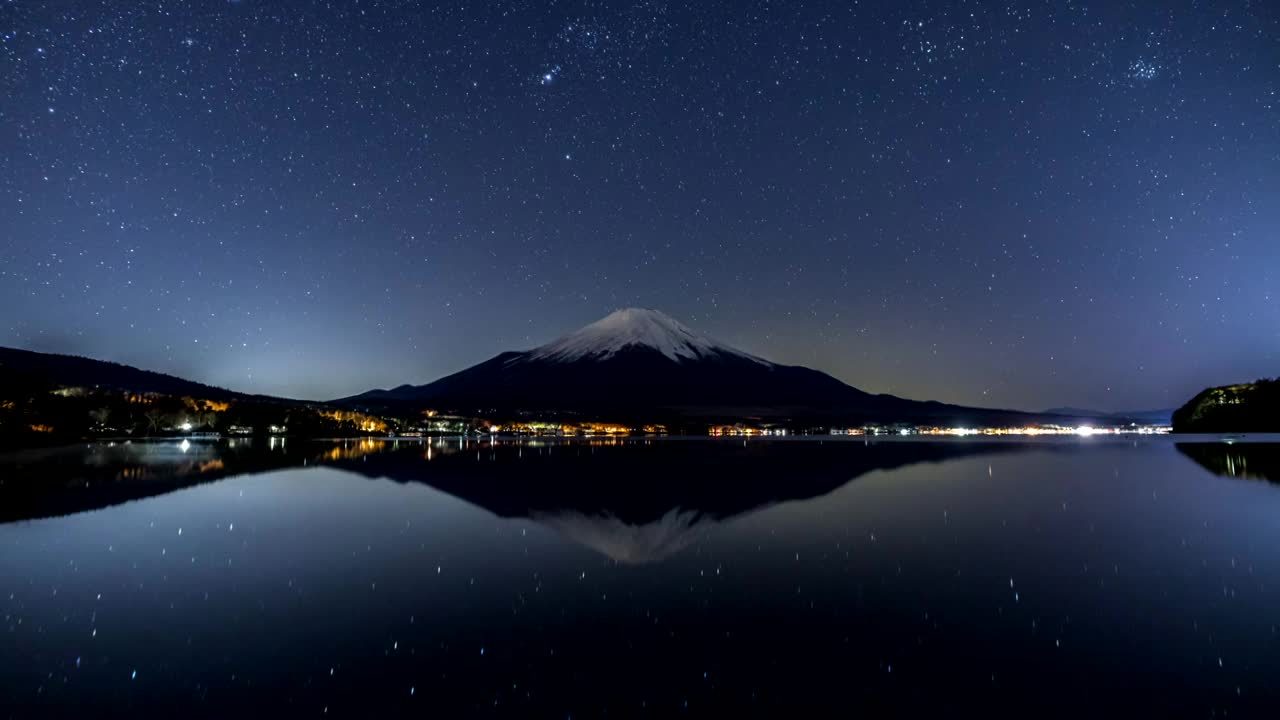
[1,436,1279,715]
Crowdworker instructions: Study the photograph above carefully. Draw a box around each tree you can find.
[145,407,164,434]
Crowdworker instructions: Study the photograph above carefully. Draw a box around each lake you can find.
[2,436,1279,716]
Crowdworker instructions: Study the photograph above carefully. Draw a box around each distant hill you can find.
[1172,378,1280,433]
[337,308,1081,427]
[0,346,292,403]
[1043,407,1173,426]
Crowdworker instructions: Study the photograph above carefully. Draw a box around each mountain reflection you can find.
[333,438,1027,562]
[530,507,710,564]
[0,439,303,523]
[2,437,1025,563]
[1177,442,1280,484]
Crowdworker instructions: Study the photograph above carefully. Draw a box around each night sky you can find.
[1,1,1276,410]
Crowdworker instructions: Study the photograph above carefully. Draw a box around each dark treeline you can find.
[1172,378,1280,433]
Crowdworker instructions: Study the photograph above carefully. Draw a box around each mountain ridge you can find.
[0,346,299,404]
[1043,407,1173,425]
[336,308,1073,426]
[1171,378,1280,432]
[1,311,1150,429]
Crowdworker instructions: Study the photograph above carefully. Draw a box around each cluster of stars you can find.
[1129,58,1161,81]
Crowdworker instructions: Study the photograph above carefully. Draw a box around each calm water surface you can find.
[2,436,1279,716]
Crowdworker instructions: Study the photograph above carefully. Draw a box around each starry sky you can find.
[1,0,1277,409]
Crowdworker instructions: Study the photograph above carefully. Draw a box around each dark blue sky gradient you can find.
[1,1,1277,408]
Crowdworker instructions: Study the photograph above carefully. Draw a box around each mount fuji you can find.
[336,308,1056,426]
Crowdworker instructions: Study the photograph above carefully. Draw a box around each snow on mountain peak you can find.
[527,308,769,364]
[530,508,714,564]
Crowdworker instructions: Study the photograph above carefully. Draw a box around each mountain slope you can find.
[337,308,1057,425]
[0,346,290,403]
[1043,407,1173,425]
[1171,378,1280,432]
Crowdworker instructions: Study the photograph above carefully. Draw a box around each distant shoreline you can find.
[5,431,1279,462]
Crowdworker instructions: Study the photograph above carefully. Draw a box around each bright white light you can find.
[179,439,191,452]
[1074,426,1096,436]
[180,422,192,431]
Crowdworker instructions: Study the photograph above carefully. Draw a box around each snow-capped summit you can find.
[335,307,870,414]
[335,308,1052,429]
[527,308,768,364]
[530,507,714,564]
